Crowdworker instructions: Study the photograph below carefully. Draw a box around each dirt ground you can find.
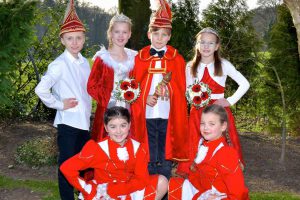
[0,121,299,199]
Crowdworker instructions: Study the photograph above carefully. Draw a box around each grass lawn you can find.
[0,174,59,200]
[250,192,300,200]
[1,174,300,200]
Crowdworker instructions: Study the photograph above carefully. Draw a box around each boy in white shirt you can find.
[35,0,91,199]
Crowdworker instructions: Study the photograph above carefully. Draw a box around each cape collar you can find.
[195,136,227,164]
[203,136,227,149]
[138,45,177,61]
[93,46,137,73]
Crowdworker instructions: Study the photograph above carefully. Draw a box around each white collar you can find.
[200,61,214,68]
[92,46,137,72]
[64,50,84,64]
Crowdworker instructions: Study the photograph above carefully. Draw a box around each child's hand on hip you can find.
[147,95,158,107]
[63,98,78,110]
[213,98,230,107]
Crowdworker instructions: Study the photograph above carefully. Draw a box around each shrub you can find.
[15,136,57,167]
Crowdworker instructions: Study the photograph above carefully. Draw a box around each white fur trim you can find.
[92,46,137,74]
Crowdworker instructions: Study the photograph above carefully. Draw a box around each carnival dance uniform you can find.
[60,137,159,200]
[169,137,250,200]
[87,48,137,141]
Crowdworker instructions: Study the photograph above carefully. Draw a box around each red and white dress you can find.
[177,60,250,175]
[87,47,137,141]
[169,137,250,200]
[60,137,159,200]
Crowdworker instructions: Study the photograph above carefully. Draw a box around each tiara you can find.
[110,13,132,25]
[199,27,219,38]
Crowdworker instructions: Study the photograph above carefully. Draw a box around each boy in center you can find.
[131,0,189,180]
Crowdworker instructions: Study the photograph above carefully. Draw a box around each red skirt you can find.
[144,175,159,199]
[168,177,185,200]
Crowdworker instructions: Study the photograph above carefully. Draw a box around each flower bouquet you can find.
[114,78,141,104]
[186,80,212,109]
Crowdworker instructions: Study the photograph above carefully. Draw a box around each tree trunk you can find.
[272,66,286,164]
[118,0,151,49]
[284,0,300,60]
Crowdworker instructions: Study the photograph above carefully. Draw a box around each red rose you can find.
[120,81,130,90]
[193,96,201,104]
[201,92,208,100]
[192,84,201,92]
[124,91,134,101]
[130,80,138,89]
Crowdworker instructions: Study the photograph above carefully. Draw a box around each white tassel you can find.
[150,0,161,11]
[117,147,129,162]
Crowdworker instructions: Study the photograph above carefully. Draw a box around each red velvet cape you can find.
[130,45,189,161]
[87,57,114,141]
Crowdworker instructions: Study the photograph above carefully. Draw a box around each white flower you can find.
[114,78,141,104]
[186,79,211,109]
[117,147,129,162]
[200,83,207,92]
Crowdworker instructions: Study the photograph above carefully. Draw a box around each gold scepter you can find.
[154,72,172,100]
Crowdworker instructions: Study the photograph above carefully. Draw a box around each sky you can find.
[79,0,259,12]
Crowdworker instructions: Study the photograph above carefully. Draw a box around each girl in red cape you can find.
[87,14,137,142]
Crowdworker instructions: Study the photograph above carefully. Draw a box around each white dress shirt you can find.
[146,46,170,119]
[35,50,92,130]
[186,59,250,105]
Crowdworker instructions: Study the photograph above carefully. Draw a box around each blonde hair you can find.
[107,13,132,48]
